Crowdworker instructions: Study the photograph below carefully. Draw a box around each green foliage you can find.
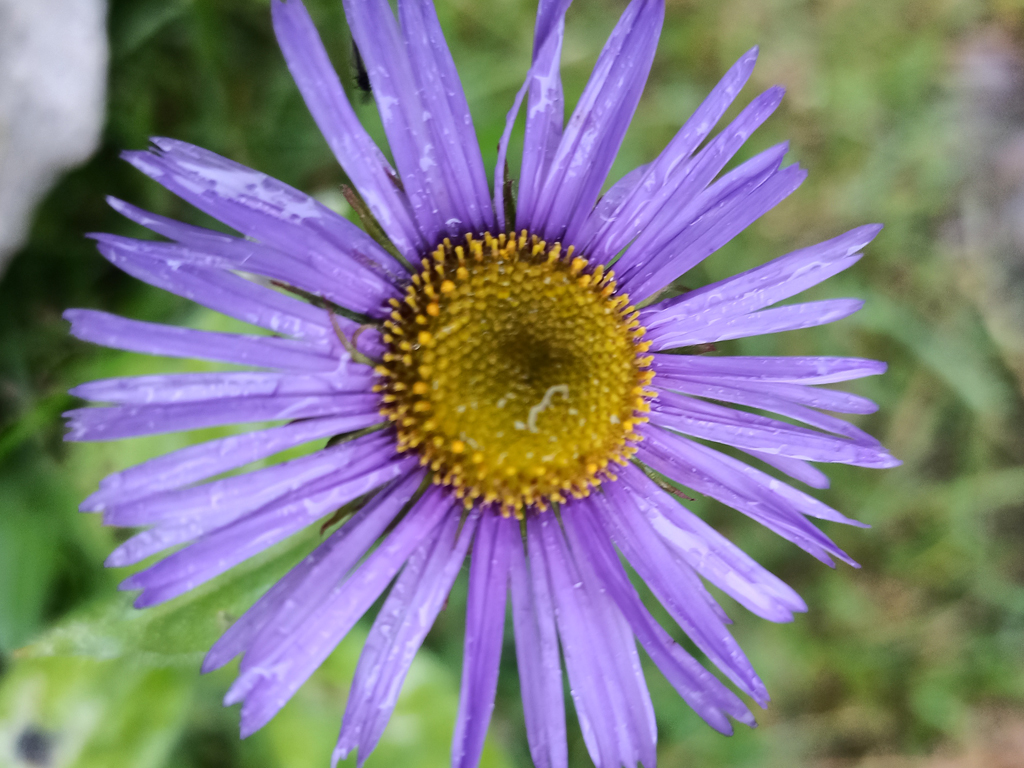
[2,0,1024,766]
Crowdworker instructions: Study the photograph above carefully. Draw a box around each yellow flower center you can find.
[375,231,654,517]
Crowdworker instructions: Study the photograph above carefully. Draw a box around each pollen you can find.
[377,231,654,517]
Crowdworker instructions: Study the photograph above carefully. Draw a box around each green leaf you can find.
[16,526,319,668]
[0,460,77,652]
[0,656,194,768]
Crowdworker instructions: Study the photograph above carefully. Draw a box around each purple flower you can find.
[66,0,899,766]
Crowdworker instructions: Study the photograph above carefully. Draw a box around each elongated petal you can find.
[104,450,395,565]
[515,0,571,229]
[574,162,650,249]
[508,516,567,768]
[616,464,807,621]
[121,453,414,602]
[626,162,808,300]
[642,224,881,325]
[452,513,513,768]
[532,514,657,768]
[203,470,424,673]
[650,390,898,467]
[80,414,381,513]
[637,424,856,565]
[655,376,880,430]
[660,376,878,415]
[665,433,870,527]
[66,393,380,442]
[647,299,865,350]
[115,448,412,600]
[333,510,444,763]
[334,507,480,766]
[398,0,494,233]
[124,140,402,304]
[103,431,394,529]
[587,488,767,702]
[112,445,403,573]
[655,370,888,448]
[95,236,338,344]
[271,0,424,259]
[71,371,373,407]
[528,517,611,764]
[651,354,888,384]
[494,77,530,232]
[530,0,665,245]
[342,0,467,241]
[579,47,759,260]
[563,501,755,732]
[64,309,339,373]
[103,203,394,321]
[609,86,785,271]
[742,449,831,489]
[226,487,454,737]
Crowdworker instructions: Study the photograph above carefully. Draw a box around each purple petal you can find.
[625,162,808,300]
[64,309,340,373]
[637,424,856,565]
[494,75,531,232]
[653,374,881,421]
[123,140,403,301]
[651,354,888,384]
[614,141,789,281]
[333,508,444,762]
[642,224,881,323]
[110,445,406,576]
[562,500,756,733]
[531,514,657,768]
[71,370,373,407]
[663,433,871,528]
[117,449,413,603]
[646,298,865,349]
[65,393,380,442]
[586,486,767,703]
[334,506,480,766]
[529,0,665,245]
[203,470,424,673]
[80,413,382,512]
[671,378,878,415]
[94,234,340,344]
[109,444,403,573]
[579,47,759,260]
[341,0,466,241]
[608,86,784,271]
[616,463,807,621]
[508,515,567,768]
[103,430,395,529]
[574,162,650,249]
[649,389,898,467]
[398,0,494,233]
[651,371,886,448]
[103,203,393,320]
[226,486,455,737]
[451,513,513,768]
[741,449,831,489]
[527,517,610,764]
[271,0,424,259]
[129,453,415,612]
[515,0,571,230]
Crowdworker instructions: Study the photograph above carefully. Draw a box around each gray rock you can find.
[0,0,108,274]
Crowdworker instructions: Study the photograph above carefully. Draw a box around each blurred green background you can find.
[3,0,1024,766]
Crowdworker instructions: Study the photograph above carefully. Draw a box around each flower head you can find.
[66,0,899,766]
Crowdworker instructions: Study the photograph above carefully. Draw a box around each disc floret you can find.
[376,231,654,517]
